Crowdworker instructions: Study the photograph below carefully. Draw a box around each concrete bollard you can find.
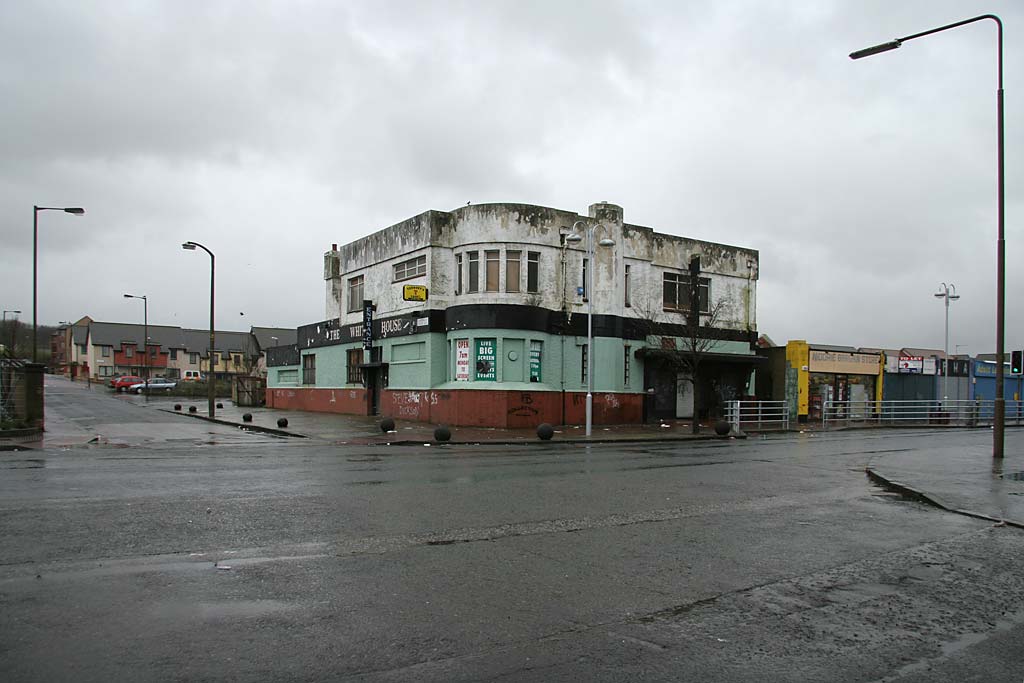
[714,420,731,436]
[433,425,451,442]
[188,406,197,413]
[242,413,253,423]
[536,423,554,440]
[380,418,395,432]
[277,418,288,428]
[174,404,182,411]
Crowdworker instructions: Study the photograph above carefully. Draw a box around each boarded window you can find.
[455,254,463,295]
[624,264,631,307]
[506,250,521,292]
[302,354,316,385]
[346,348,363,384]
[485,250,499,292]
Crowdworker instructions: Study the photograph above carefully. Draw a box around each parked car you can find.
[181,371,204,382]
[108,375,124,388]
[111,376,143,392]
[129,377,177,394]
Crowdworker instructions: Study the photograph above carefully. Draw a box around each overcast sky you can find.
[2,0,1020,355]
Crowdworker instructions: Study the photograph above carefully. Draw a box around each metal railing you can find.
[725,400,790,432]
[821,399,1024,429]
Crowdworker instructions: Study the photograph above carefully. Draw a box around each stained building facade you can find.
[266,201,760,427]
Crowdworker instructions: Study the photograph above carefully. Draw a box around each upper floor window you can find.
[170,348,178,360]
[455,254,463,295]
[393,254,426,282]
[485,250,500,292]
[624,264,631,307]
[582,258,588,300]
[663,273,711,314]
[527,252,540,293]
[467,251,479,293]
[190,352,199,364]
[102,346,111,358]
[125,346,134,358]
[506,251,521,293]
[347,275,364,313]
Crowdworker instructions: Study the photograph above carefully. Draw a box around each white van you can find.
[182,371,204,382]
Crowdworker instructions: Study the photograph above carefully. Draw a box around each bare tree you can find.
[630,256,731,433]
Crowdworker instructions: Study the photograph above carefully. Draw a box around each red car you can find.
[111,376,143,392]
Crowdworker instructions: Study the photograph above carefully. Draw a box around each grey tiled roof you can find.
[251,326,296,350]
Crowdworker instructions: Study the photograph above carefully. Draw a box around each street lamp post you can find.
[3,310,21,357]
[182,241,216,419]
[934,283,960,402]
[566,221,615,437]
[851,14,1006,458]
[33,206,85,362]
[123,294,148,398]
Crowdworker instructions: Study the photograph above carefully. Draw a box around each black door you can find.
[643,363,676,422]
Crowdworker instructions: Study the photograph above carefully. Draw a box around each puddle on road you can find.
[0,458,46,468]
[1000,471,1024,481]
[152,599,293,623]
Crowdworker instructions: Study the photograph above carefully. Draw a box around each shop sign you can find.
[808,350,879,375]
[403,284,428,302]
[898,355,923,374]
[475,338,496,381]
[529,341,542,382]
[455,339,470,381]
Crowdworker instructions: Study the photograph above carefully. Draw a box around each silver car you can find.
[129,377,177,394]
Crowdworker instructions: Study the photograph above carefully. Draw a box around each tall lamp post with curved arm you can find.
[851,14,1005,458]
[566,220,615,437]
[182,241,216,418]
[934,283,960,402]
[33,206,85,362]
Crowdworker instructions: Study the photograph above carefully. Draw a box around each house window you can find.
[624,345,631,385]
[170,348,178,360]
[582,258,588,300]
[581,344,588,385]
[102,346,111,358]
[190,352,199,364]
[527,252,540,293]
[393,254,426,281]
[663,273,711,314]
[624,264,631,307]
[347,348,363,384]
[468,251,479,293]
[485,250,500,292]
[125,346,134,358]
[302,354,316,385]
[506,250,521,293]
[455,254,463,295]
[348,275,365,313]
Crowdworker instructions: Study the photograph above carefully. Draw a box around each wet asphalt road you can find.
[3,387,1024,681]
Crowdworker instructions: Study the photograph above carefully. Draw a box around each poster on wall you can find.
[455,339,470,381]
[529,341,542,382]
[475,338,496,381]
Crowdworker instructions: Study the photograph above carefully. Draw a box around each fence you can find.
[725,400,790,432]
[1,359,43,428]
[821,399,1024,429]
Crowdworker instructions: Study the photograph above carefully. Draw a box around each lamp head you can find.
[849,40,902,60]
[123,294,132,299]
[64,208,85,215]
[598,238,615,247]
[182,242,197,250]
[565,233,583,244]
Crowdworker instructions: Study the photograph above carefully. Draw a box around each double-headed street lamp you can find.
[934,283,960,402]
[182,241,216,419]
[33,206,85,362]
[3,310,21,357]
[851,14,1005,458]
[123,294,148,396]
[566,221,615,437]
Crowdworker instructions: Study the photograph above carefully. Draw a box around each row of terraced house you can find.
[51,317,295,382]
